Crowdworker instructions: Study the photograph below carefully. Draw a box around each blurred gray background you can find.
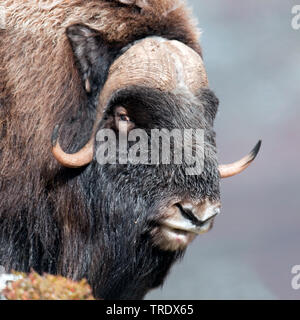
[147,0,300,300]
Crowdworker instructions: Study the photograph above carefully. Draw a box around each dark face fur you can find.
[77,85,220,299]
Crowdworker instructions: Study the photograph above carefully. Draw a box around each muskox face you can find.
[51,25,260,299]
[52,25,222,250]
[93,85,221,251]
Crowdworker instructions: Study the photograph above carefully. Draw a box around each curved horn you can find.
[99,38,208,109]
[51,125,94,168]
[52,38,208,168]
[219,140,262,178]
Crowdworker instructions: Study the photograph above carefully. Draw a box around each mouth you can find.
[151,200,220,251]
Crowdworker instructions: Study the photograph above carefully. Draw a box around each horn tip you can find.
[250,140,262,161]
[51,125,60,147]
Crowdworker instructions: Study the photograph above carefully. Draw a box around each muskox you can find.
[0,0,260,299]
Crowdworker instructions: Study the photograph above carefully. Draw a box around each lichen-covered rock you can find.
[1,271,95,300]
[0,274,22,300]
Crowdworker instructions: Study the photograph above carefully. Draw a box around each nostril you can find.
[175,203,200,225]
[175,202,220,227]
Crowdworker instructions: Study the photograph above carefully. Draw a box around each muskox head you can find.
[51,25,261,299]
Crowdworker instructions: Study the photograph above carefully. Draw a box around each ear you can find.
[66,24,121,94]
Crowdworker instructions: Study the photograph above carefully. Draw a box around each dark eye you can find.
[119,114,130,122]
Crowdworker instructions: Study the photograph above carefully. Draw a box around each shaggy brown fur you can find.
[0,0,202,290]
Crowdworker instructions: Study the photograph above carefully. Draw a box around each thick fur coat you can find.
[0,1,220,299]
